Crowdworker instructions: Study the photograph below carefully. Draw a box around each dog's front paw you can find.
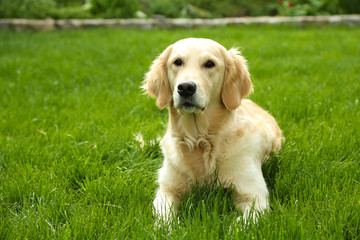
[153,191,177,225]
[229,206,267,233]
[235,197,270,224]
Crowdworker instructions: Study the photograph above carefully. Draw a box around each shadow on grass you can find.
[262,154,281,193]
[176,179,236,237]
[177,180,236,221]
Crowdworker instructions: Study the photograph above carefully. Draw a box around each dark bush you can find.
[144,0,187,18]
[89,0,139,18]
[274,0,359,16]
[54,0,85,7]
[340,0,360,13]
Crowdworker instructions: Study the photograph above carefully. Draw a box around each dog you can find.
[142,38,283,223]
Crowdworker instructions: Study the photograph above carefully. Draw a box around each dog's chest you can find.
[178,136,222,180]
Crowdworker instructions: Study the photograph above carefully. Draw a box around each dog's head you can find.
[142,38,253,112]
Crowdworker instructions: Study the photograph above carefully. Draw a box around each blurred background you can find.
[0,0,359,19]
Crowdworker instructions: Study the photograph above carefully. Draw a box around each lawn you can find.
[0,25,359,239]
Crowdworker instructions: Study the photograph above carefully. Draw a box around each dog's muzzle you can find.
[176,81,205,112]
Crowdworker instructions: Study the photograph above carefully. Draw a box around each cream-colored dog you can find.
[142,38,283,223]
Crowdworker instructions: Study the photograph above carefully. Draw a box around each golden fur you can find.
[142,38,283,222]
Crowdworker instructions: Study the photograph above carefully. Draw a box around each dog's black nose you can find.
[177,81,197,97]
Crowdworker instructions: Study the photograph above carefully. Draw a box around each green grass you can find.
[0,25,359,239]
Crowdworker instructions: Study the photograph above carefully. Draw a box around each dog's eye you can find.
[173,59,183,66]
[204,60,215,68]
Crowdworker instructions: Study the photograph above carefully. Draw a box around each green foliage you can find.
[89,0,139,18]
[142,0,187,18]
[188,0,272,17]
[54,0,85,7]
[0,0,358,19]
[0,0,91,19]
[49,5,92,19]
[0,0,56,19]
[140,0,274,18]
[0,0,139,19]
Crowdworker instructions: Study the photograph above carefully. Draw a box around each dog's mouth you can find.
[179,101,205,112]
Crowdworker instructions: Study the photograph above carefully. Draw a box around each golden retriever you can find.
[142,38,283,223]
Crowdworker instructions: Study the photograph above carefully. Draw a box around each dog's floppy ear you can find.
[142,46,172,109]
[221,48,253,111]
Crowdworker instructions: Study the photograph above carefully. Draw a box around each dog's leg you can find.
[220,157,270,223]
[233,190,269,223]
[153,189,179,224]
[153,160,186,225]
[232,168,270,222]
